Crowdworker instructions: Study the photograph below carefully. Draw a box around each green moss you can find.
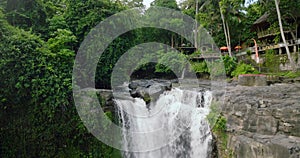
[207,101,221,127]
[213,116,227,133]
[143,93,151,105]
[209,113,235,158]
[105,111,113,121]
[207,101,230,156]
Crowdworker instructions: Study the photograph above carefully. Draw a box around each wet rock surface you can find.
[222,83,300,158]
[95,80,300,157]
[128,79,173,105]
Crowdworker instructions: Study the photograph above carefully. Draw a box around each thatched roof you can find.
[253,13,269,25]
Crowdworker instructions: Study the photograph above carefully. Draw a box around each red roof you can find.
[220,46,228,50]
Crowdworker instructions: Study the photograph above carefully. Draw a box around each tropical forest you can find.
[1,0,300,157]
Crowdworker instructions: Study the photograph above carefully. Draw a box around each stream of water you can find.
[115,88,213,158]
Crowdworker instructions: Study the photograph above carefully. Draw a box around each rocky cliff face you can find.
[96,80,300,157]
[221,83,300,158]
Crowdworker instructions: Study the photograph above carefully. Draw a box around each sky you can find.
[143,0,153,8]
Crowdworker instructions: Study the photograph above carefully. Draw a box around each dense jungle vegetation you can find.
[1,0,299,157]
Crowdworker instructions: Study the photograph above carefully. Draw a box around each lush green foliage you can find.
[270,70,300,78]
[0,1,123,157]
[231,62,259,77]
[213,116,227,133]
[155,51,187,74]
[1,0,298,157]
[190,55,238,78]
[190,61,209,74]
[263,49,280,73]
[221,55,238,77]
[207,100,234,157]
[283,71,300,78]
[211,114,234,158]
[206,101,221,127]
[151,0,179,10]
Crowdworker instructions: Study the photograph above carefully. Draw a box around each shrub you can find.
[264,49,280,73]
[231,62,259,77]
[190,61,209,73]
[213,116,227,133]
[221,55,237,77]
[155,50,188,74]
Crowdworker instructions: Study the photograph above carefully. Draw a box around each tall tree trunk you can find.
[171,34,174,48]
[291,31,296,41]
[194,0,199,50]
[226,21,232,56]
[275,0,296,71]
[220,7,232,57]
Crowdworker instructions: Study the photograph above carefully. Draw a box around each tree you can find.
[145,0,183,48]
[0,2,124,157]
[121,0,144,8]
[274,0,296,71]
[5,0,48,35]
[151,0,179,10]
[243,2,264,45]
[64,0,125,47]
[258,0,298,71]
[219,0,245,57]
[219,2,232,57]
[182,0,248,53]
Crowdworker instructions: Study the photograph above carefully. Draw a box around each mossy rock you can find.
[143,93,151,105]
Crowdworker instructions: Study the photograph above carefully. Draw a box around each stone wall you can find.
[220,83,300,158]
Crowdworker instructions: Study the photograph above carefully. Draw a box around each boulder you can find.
[219,83,300,157]
[228,134,300,158]
[128,80,172,105]
[238,74,267,86]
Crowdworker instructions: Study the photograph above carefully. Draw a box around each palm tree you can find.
[180,0,210,50]
[219,0,245,57]
[219,4,232,57]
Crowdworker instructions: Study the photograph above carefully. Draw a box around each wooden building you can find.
[251,12,300,54]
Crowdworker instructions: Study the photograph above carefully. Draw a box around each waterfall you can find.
[115,88,213,158]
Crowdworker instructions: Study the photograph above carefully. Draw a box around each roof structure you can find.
[252,13,270,30]
[254,13,269,25]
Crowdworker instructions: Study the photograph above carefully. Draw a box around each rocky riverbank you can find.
[219,82,300,158]
[96,79,300,158]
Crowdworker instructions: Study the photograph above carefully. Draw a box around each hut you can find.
[251,12,300,55]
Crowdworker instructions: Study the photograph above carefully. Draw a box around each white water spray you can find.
[115,88,213,158]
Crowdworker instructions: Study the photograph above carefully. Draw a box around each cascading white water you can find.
[115,88,213,158]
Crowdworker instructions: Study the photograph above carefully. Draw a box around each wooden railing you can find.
[190,53,221,60]
[257,29,279,38]
[254,39,300,52]
[257,29,293,39]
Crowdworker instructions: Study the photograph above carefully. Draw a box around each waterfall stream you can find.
[115,88,213,158]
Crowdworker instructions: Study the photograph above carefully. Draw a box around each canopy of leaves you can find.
[0,1,124,157]
[1,0,297,157]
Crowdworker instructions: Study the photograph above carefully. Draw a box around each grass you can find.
[264,70,300,78]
